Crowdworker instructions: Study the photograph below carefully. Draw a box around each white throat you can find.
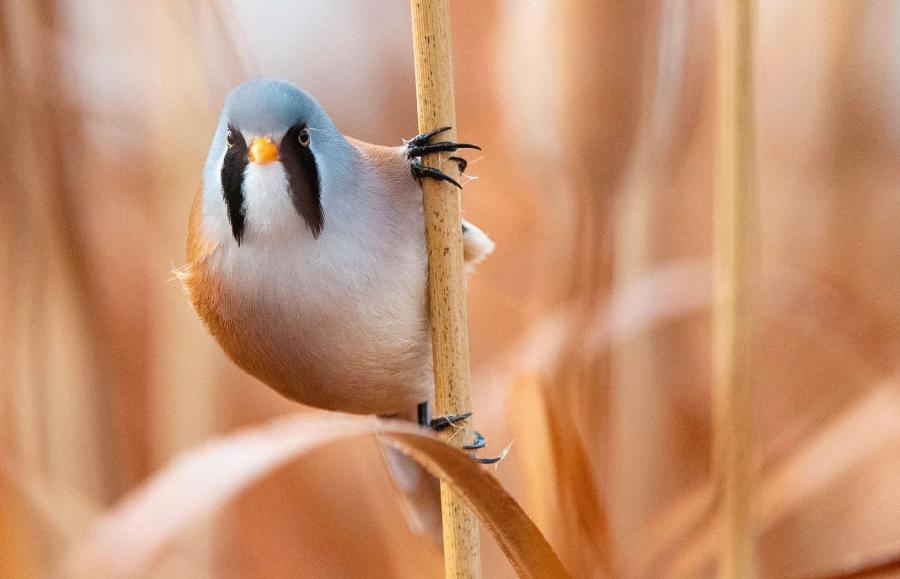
[203,159,308,247]
[242,162,300,243]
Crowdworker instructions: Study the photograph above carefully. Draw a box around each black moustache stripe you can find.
[221,125,249,244]
[281,124,323,238]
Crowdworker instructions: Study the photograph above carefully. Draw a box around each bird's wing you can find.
[347,137,495,270]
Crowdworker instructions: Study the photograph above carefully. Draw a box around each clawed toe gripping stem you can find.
[406,126,480,189]
[417,403,504,464]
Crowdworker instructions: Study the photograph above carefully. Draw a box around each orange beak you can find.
[248,137,279,165]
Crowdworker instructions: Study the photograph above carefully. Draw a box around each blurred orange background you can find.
[2,1,900,578]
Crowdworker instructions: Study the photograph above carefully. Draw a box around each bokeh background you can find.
[2,1,900,577]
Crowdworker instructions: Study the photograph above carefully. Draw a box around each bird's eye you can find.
[226,129,235,149]
[298,127,310,147]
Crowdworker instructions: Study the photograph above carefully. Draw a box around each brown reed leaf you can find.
[515,373,613,578]
[63,414,570,579]
[487,260,710,577]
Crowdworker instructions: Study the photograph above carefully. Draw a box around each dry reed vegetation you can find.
[2,1,900,578]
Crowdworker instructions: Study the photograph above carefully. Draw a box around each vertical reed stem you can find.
[409,1,481,577]
[715,0,757,577]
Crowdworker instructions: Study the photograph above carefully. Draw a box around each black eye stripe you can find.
[220,125,248,244]
[281,124,323,238]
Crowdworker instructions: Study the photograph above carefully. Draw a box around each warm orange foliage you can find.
[2,1,900,578]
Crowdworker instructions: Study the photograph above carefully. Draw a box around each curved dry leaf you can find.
[381,432,569,579]
[63,414,570,579]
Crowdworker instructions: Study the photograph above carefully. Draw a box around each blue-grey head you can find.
[202,78,354,245]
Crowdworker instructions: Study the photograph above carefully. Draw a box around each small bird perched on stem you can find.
[182,80,494,521]
[185,77,491,415]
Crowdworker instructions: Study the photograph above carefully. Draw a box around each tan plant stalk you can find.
[714,0,758,577]
[408,1,480,577]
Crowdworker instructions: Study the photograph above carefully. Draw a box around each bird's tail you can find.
[462,219,494,271]
[379,441,443,543]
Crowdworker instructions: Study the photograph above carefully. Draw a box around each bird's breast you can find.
[186,202,432,415]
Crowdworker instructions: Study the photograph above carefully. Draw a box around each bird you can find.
[184,77,491,418]
[181,79,494,526]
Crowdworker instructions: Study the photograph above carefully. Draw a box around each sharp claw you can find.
[421,125,453,142]
[429,411,472,431]
[412,163,462,189]
[408,142,482,158]
[406,125,453,147]
[448,142,481,152]
[448,156,468,174]
[426,411,503,464]
[463,431,486,450]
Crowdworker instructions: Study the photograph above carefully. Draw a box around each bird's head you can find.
[202,78,354,245]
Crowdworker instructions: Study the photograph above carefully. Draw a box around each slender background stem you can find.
[714,0,758,577]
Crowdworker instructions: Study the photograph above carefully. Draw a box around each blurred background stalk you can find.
[2,1,900,578]
[714,0,757,576]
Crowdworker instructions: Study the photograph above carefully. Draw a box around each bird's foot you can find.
[417,403,504,464]
[406,126,480,189]
[405,126,481,158]
[411,162,462,189]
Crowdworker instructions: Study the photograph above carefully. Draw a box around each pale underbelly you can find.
[217,288,434,415]
[194,215,433,415]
